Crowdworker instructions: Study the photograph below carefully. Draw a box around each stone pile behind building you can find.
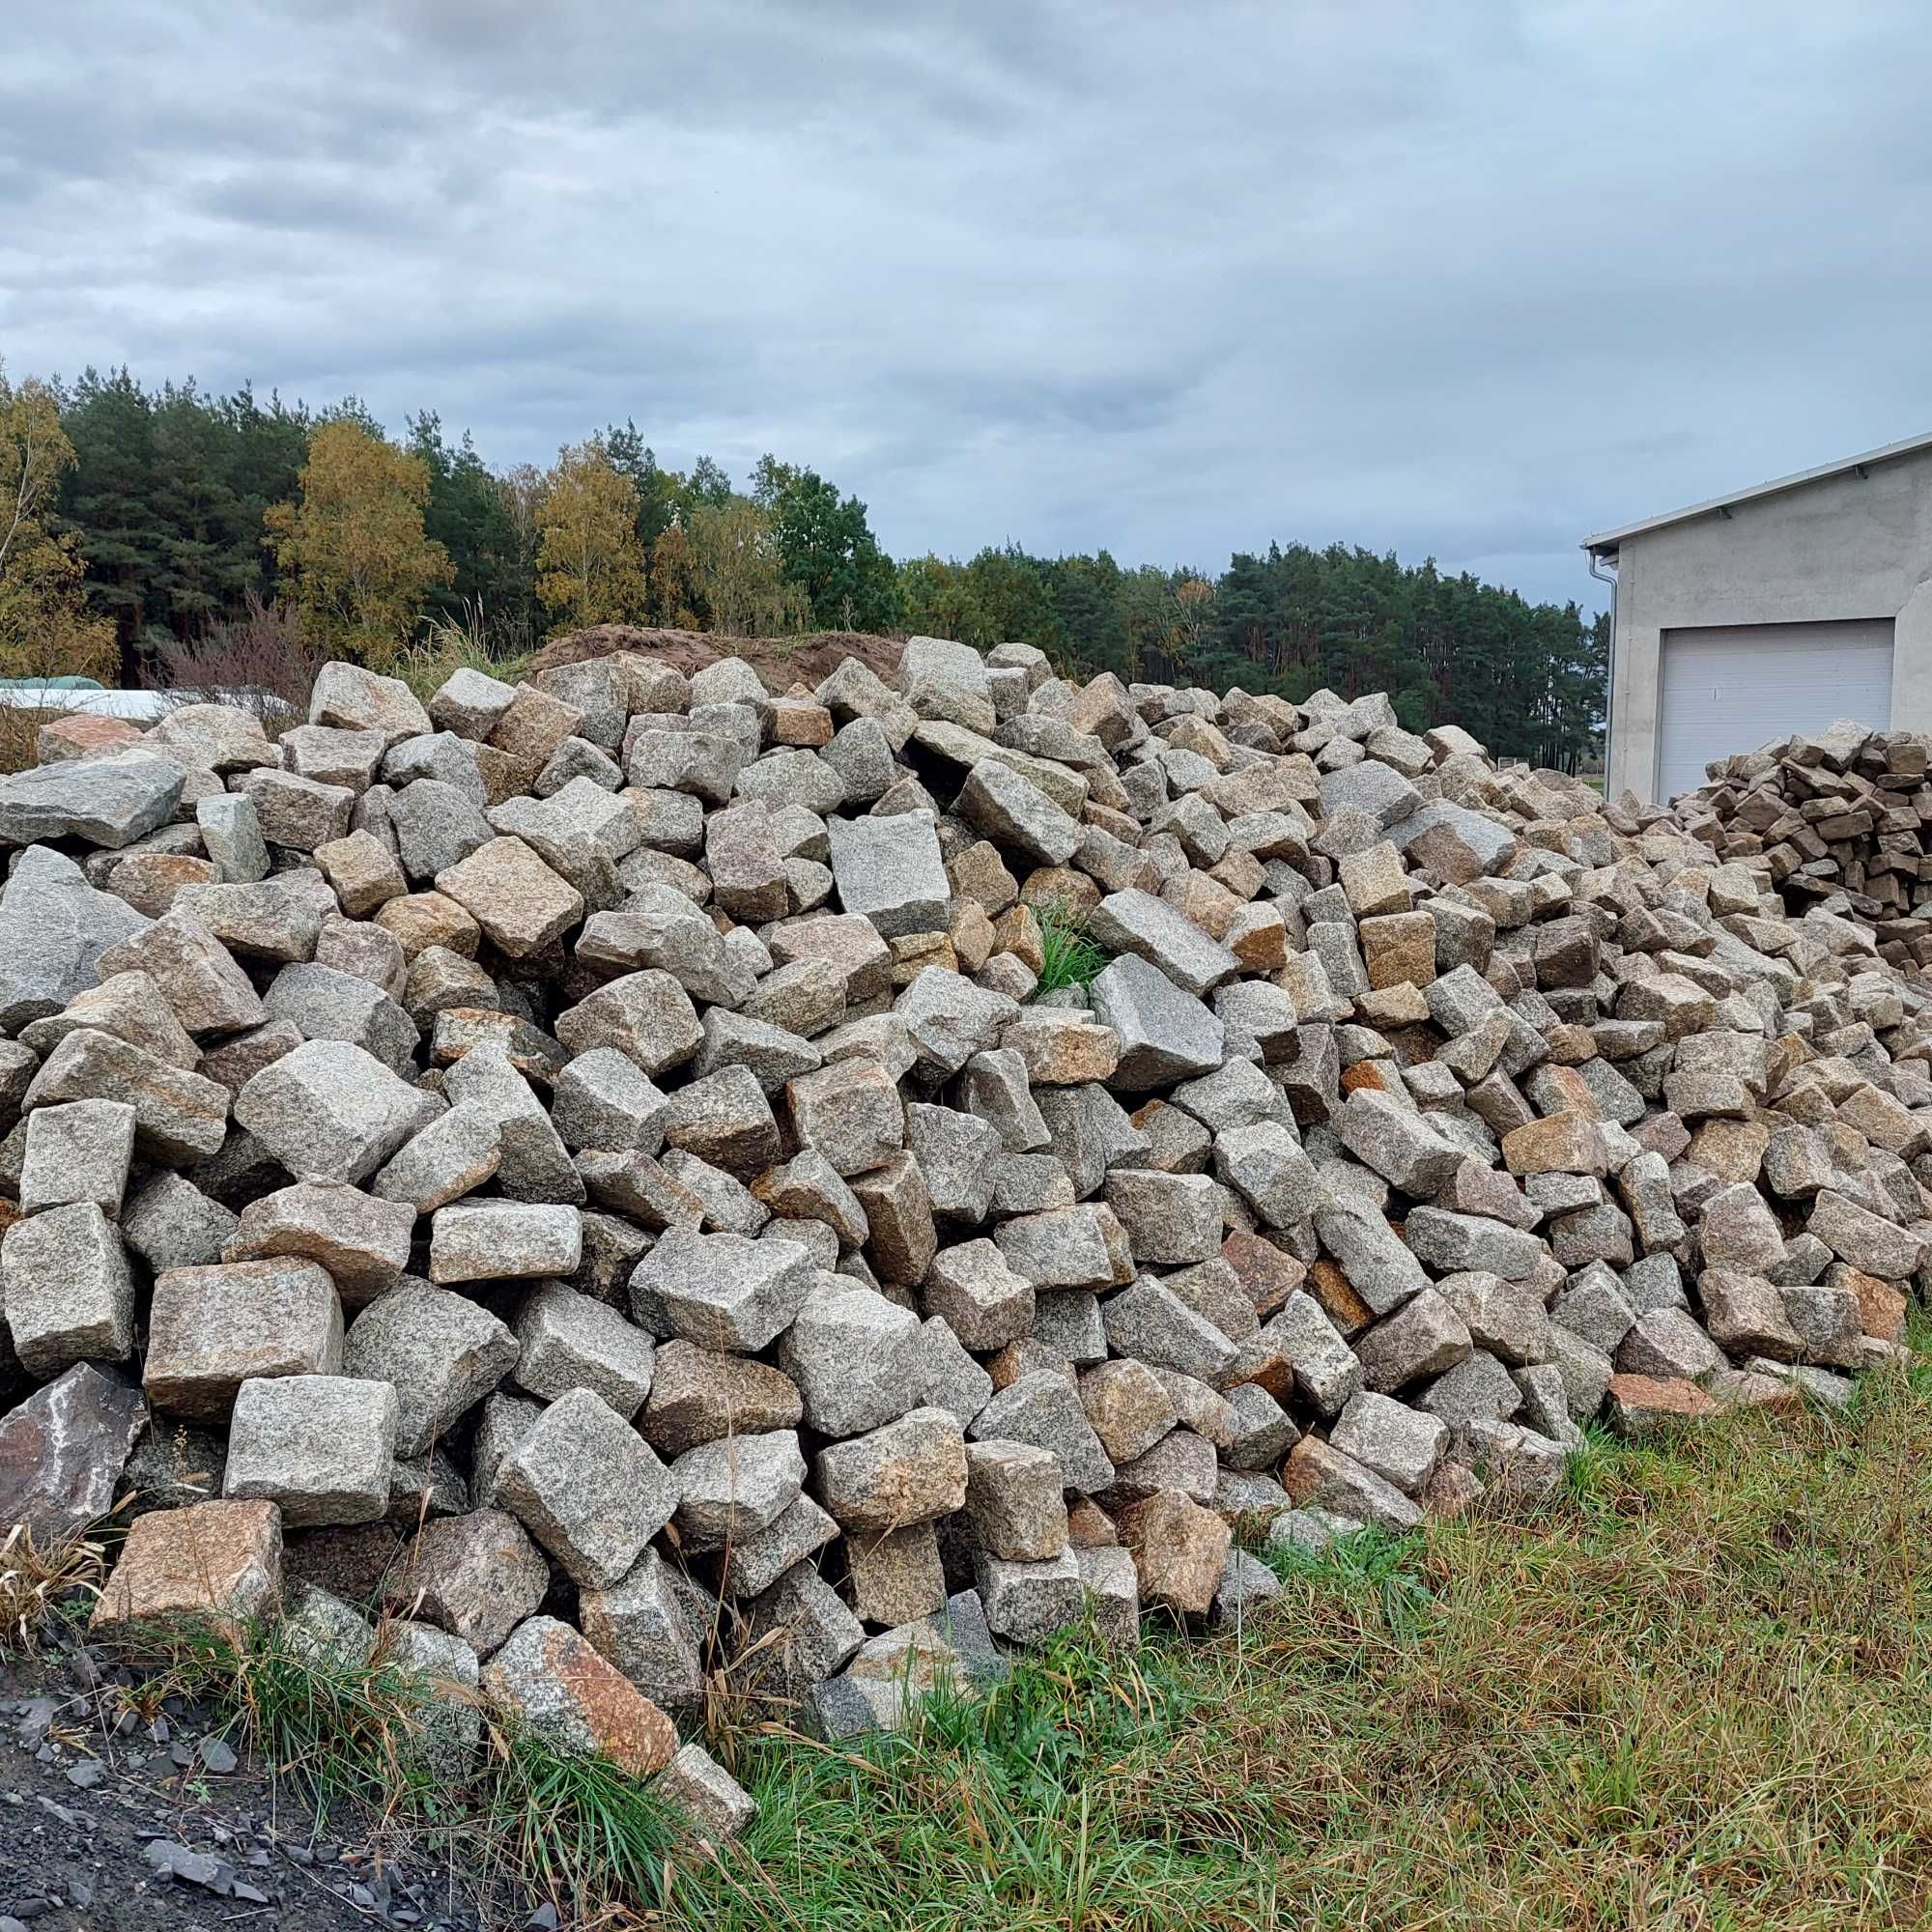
[0,639,1924,1835]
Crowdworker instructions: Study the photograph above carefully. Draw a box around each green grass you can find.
[388,609,534,705]
[121,1615,688,1919]
[657,1361,1932,1931]
[472,1722,687,1913]
[144,1616,448,1812]
[81,1359,1932,1930]
[1032,900,1110,997]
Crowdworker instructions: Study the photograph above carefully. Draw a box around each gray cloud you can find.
[6,0,1931,611]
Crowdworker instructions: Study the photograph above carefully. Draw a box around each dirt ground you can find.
[0,1650,485,1932]
[527,623,904,693]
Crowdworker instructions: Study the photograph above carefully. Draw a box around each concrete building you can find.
[1583,432,1932,805]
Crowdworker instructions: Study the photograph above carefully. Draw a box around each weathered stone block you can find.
[143,1258,342,1420]
[223,1374,399,1527]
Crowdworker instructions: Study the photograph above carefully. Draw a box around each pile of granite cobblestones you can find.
[0,637,1922,1835]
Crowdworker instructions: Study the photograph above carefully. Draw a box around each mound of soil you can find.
[526,625,904,693]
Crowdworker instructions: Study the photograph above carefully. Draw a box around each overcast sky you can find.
[5,2,1928,611]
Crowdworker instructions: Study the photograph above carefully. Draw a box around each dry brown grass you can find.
[0,702,72,775]
[0,1519,111,1651]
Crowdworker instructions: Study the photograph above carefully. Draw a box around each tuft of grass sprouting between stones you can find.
[1032,900,1110,998]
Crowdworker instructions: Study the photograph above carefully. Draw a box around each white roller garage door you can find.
[1656,619,1893,801]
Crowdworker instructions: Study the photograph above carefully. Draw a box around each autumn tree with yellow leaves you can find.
[532,439,648,633]
[685,497,810,638]
[647,523,703,630]
[0,360,118,683]
[264,417,449,662]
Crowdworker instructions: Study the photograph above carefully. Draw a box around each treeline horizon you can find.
[0,362,1607,771]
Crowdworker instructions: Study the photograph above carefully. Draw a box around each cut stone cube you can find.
[19,1098,137,1218]
[815,1406,968,1532]
[1283,1436,1423,1531]
[495,1388,678,1589]
[429,1202,582,1284]
[224,1179,415,1307]
[1,1204,137,1378]
[745,1562,867,1701]
[993,1204,1134,1291]
[264,960,418,1072]
[776,1281,921,1436]
[959,758,1083,866]
[481,1614,678,1776]
[1103,1169,1223,1264]
[578,1548,706,1718]
[1087,890,1241,999]
[1089,953,1226,1090]
[551,1050,669,1155]
[435,838,583,958]
[827,811,951,938]
[671,1430,808,1549]
[847,1522,949,1626]
[629,1229,816,1352]
[663,1065,781,1179]
[369,1103,504,1214]
[924,1240,1035,1350]
[223,1374,399,1527]
[18,967,199,1072]
[92,1498,282,1637]
[390,1508,550,1655]
[1116,1492,1232,1618]
[848,1152,940,1287]
[234,1039,443,1185]
[143,1258,342,1421]
[1099,1281,1237,1382]
[555,971,704,1079]
[783,1058,908,1179]
[977,1545,1086,1644]
[639,1342,804,1457]
[1354,1289,1474,1393]
[342,1284,519,1456]
[965,1438,1071,1559]
[512,1282,657,1417]
[1330,1390,1448,1495]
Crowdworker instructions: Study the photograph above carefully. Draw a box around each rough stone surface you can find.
[235,1039,442,1184]
[496,1387,678,1587]
[391,1507,550,1654]
[92,1497,282,1635]
[222,1374,399,1527]
[481,1614,679,1776]
[0,1363,147,1544]
[225,1179,415,1305]
[3,1203,138,1378]
[143,1258,342,1421]
[828,810,951,938]
[342,1284,519,1456]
